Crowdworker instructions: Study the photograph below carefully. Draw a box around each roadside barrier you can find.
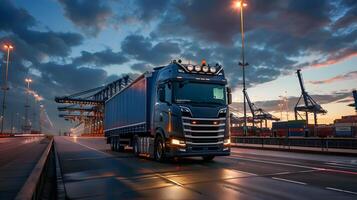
[232,136,357,150]
[15,137,55,200]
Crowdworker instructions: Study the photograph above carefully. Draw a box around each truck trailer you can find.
[104,60,232,161]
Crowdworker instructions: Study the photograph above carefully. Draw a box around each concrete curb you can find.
[231,143,357,157]
[54,141,66,200]
[15,138,53,200]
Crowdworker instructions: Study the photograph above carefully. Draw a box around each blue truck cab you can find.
[105,60,232,161]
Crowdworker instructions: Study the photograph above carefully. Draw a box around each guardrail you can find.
[15,137,55,200]
[232,136,357,149]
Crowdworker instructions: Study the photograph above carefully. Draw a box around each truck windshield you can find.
[174,82,226,105]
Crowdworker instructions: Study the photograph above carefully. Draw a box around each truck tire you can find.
[133,136,139,156]
[154,135,166,162]
[116,136,125,152]
[110,137,115,151]
[202,155,215,161]
[118,145,125,152]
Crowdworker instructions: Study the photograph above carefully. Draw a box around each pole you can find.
[24,79,31,133]
[10,113,13,134]
[285,91,289,121]
[0,47,11,134]
[237,0,248,136]
[16,112,19,133]
[39,105,42,134]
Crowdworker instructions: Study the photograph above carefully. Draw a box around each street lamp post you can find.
[1,44,14,135]
[234,1,248,135]
[16,112,19,133]
[24,78,32,133]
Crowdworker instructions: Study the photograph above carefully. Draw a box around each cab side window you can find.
[165,82,172,103]
[158,83,172,103]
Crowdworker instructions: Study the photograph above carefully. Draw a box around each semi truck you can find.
[104,60,232,161]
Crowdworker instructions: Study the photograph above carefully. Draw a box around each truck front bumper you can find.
[166,144,230,157]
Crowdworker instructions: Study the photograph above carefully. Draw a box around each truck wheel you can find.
[155,136,166,162]
[202,155,215,161]
[133,137,139,156]
[116,136,124,152]
[118,145,125,152]
[110,138,115,151]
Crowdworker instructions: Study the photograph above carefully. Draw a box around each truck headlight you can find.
[218,108,227,114]
[171,138,186,146]
[224,138,231,145]
[195,65,201,71]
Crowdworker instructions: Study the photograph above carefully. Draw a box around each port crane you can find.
[55,75,132,135]
[244,90,280,128]
[348,90,357,112]
[294,69,327,126]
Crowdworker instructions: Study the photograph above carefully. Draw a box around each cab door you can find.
[154,82,172,138]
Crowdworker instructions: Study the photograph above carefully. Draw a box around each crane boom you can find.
[294,69,327,126]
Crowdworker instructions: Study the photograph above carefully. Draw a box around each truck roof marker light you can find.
[201,59,207,66]
[195,65,201,71]
[210,66,217,73]
[187,64,194,71]
[202,65,209,72]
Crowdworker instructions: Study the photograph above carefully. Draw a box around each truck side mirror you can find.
[227,87,232,105]
[159,88,165,102]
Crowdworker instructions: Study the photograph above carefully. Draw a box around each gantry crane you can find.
[294,69,327,126]
[244,90,280,128]
[348,90,357,112]
[55,75,132,135]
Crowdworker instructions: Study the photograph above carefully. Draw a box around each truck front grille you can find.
[182,117,226,145]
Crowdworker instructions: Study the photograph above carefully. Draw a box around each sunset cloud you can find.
[309,71,357,85]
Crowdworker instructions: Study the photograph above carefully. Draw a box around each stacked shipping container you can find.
[334,115,357,137]
[272,120,306,137]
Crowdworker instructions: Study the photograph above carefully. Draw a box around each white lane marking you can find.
[271,171,292,175]
[156,173,185,187]
[65,156,113,161]
[230,155,319,170]
[272,177,306,185]
[326,187,357,195]
[325,162,357,168]
[228,168,258,176]
[64,137,111,157]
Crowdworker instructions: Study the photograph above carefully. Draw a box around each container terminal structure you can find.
[55,76,132,136]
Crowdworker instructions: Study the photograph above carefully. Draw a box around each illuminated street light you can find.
[234,1,247,9]
[24,78,33,133]
[1,43,14,135]
[234,0,249,135]
[25,78,32,89]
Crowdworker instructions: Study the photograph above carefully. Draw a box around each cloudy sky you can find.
[0,0,356,133]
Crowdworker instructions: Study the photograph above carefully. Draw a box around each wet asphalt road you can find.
[0,136,48,199]
[55,136,357,200]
